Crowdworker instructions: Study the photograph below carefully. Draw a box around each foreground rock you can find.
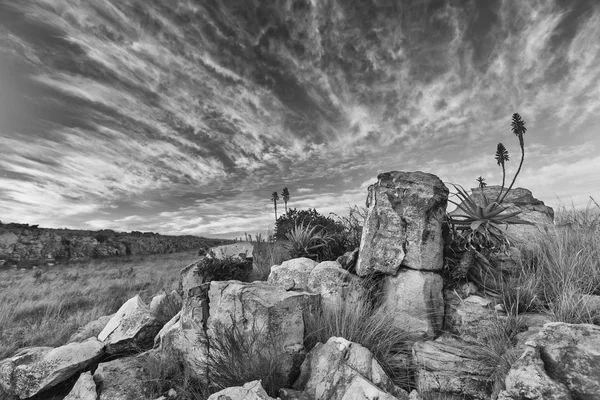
[98,295,163,354]
[0,338,104,398]
[207,380,275,400]
[412,335,490,399]
[208,281,321,386]
[292,336,409,400]
[64,371,97,400]
[357,171,448,275]
[501,322,600,399]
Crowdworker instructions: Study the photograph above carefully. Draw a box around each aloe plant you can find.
[284,222,333,261]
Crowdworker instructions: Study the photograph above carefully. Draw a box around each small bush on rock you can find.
[196,256,252,283]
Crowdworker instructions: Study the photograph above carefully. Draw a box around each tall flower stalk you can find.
[498,113,527,203]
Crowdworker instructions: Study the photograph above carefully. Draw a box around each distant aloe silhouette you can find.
[281,187,290,213]
[271,191,279,223]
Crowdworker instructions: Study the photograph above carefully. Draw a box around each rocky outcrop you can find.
[98,295,163,354]
[357,171,448,275]
[355,171,448,338]
[207,380,275,400]
[0,338,105,398]
[292,336,409,400]
[0,223,229,266]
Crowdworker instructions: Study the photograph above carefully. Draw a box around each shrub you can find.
[284,222,334,261]
[275,208,343,241]
[196,256,252,283]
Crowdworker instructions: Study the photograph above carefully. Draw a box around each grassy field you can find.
[0,250,200,361]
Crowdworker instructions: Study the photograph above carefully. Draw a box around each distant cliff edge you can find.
[0,222,231,268]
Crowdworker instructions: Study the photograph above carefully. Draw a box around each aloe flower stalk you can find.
[494,143,510,203]
[499,113,526,203]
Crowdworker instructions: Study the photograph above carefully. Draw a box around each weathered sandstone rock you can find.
[208,281,321,386]
[207,380,275,400]
[293,336,409,400]
[98,295,163,354]
[503,343,572,400]
[0,338,104,398]
[357,171,448,275]
[64,371,97,400]
[307,261,367,311]
[533,322,600,398]
[383,269,444,337]
[268,257,319,291]
[412,335,490,399]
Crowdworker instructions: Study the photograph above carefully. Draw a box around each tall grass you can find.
[304,295,416,390]
[0,251,199,361]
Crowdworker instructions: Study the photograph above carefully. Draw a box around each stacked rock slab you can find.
[356,171,448,337]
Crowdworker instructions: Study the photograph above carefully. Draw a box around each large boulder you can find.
[444,292,502,343]
[0,338,104,398]
[207,281,321,386]
[412,335,490,399]
[383,269,444,337]
[268,257,319,291]
[98,295,163,354]
[208,242,254,261]
[64,371,97,400]
[207,380,275,400]
[450,186,554,252]
[292,336,409,400]
[356,171,448,275]
[307,261,367,310]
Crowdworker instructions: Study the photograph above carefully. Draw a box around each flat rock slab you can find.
[0,338,104,398]
[98,295,163,354]
[357,171,448,275]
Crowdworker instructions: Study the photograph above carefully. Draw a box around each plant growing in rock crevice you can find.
[444,113,533,288]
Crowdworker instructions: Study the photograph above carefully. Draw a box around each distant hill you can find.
[0,222,232,268]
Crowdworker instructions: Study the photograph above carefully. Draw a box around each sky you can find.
[0,0,599,239]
